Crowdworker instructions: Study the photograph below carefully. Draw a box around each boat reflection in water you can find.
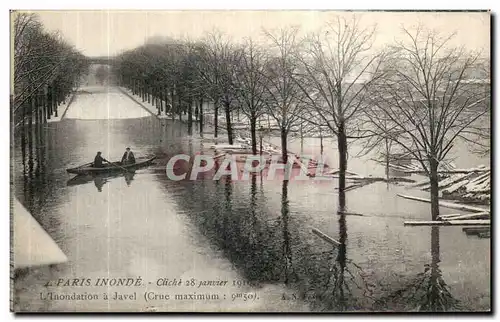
[67,171,136,192]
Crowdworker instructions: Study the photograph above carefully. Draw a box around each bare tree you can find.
[358,110,402,181]
[369,26,490,220]
[13,12,87,126]
[196,31,239,144]
[262,27,307,164]
[233,38,268,154]
[294,16,387,193]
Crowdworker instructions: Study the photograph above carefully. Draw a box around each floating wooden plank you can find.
[408,178,431,188]
[435,169,489,174]
[338,211,365,216]
[465,173,491,192]
[13,198,68,269]
[210,144,246,150]
[321,174,368,180]
[439,212,490,221]
[404,220,490,226]
[311,228,340,246]
[397,194,489,213]
[438,173,475,189]
[442,177,475,194]
[463,227,490,235]
[437,213,461,219]
[213,153,227,160]
[325,169,362,176]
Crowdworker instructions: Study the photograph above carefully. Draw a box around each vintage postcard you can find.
[10,10,491,313]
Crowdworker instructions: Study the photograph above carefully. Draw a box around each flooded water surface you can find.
[12,87,491,312]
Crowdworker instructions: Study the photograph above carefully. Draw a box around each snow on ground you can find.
[119,87,170,119]
[47,99,73,123]
[64,86,154,120]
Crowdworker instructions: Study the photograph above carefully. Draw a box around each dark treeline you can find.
[13,12,88,127]
[12,12,88,186]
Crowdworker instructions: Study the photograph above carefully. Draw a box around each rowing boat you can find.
[66,156,156,175]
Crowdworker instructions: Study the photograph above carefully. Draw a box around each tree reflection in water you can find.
[374,226,460,311]
[280,180,299,285]
[320,191,375,311]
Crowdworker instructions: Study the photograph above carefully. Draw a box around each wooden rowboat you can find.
[66,156,156,175]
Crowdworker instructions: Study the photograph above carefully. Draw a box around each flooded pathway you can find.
[12,86,490,312]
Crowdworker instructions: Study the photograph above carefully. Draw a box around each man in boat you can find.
[93,151,109,168]
[121,147,136,165]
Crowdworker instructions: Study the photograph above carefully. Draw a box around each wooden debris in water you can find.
[338,211,364,216]
[405,165,491,204]
[404,220,490,226]
[210,144,246,150]
[462,227,490,235]
[213,153,226,160]
[324,169,362,176]
[397,194,489,213]
[407,178,431,188]
[311,228,340,246]
[438,212,490,221]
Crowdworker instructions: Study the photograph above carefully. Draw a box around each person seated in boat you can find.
[121,147,136,165]
[93,151,109,168]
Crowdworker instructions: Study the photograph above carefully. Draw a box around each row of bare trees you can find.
[12,12,88,128]
[113,16,489,220]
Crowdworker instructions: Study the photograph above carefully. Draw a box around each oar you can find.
[104,160,132,173]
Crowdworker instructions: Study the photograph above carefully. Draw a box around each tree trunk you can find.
[429,157,440,220]
[385,138,390,181]
[20,102,26,165]
[34,95,39,125]
[187,100,193,135]
[320,131,324,155]
[53,87,58,118]
[46,86,52,120]
[42,93,46,123]
[337,121,347,193]
[250,115,257,155]
[281,127,288,164]
[41,91,47,123]
[178,95,182,121]
[51,87,56,118]
[300,123,304,153]
[171,89,175,119]
[27,98,34,174]
[214,100,219,138]
[199,98,204,134]
[224,101,233,145]
[161,88,165,114]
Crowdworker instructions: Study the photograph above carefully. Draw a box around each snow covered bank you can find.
[64,86,154,120]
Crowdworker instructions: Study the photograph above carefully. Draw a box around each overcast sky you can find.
[23,10,490,57]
